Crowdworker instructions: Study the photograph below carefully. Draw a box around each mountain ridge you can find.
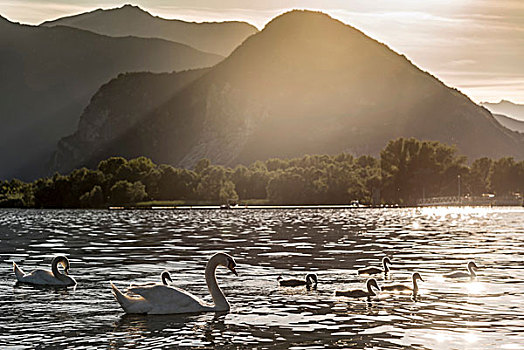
[481,100,524,122]
[42,4,258,56]
[51,10,524,174]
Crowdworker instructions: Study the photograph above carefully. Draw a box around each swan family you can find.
[12,254,480,313]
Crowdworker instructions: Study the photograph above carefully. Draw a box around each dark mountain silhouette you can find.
[481,100,524,122]
[42,4,258,56]
[492,114,524,133]
[0,16,222,180]
[52,10,524,174]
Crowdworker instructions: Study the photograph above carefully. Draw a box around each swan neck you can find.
[205,256,229,311]
[367,281,375,296]
[51,259,63,279]
[413,277,419,294]
[384,260,390,273]
[468,265,477,277]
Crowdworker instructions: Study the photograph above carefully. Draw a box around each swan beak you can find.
[229,267,238,276]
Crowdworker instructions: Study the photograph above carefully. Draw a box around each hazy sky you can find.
[2,0,523,103]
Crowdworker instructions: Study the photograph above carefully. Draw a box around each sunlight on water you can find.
[464,281,486,295]
[0,207,523,349]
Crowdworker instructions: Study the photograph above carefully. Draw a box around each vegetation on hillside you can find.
[1,138,523,208]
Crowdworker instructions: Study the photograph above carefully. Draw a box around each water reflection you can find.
[0,207,523,349]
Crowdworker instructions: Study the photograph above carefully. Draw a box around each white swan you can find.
[111,252,237,314]
[335,278,380,298]
[358,257,392,275]
[278,273,318,287]
[382,272,424,294]
[444,261,479,279]
[13,256,76,287]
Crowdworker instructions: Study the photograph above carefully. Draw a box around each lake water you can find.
[0,207,523,349]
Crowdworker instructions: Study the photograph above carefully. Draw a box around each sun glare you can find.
[464,281,485,295]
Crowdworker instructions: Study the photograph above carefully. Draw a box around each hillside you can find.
[481,100,524,122]
[0,16,222,180]
[51,10,524,174]
[42,4,258,56]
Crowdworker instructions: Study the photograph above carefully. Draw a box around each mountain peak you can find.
[117,4,150,14]
[98,3,152,18]
[262,9,349,34]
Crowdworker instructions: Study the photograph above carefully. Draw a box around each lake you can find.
[1,207,523,349]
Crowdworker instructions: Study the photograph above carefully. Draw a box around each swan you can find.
[161,271,172,285]
[277,273,318,287]
[382,272,424,294]
[130,271,173,288]
[335,278,380,298]
[444,261,479,279]
[111,252,237,314]
[13,256,76,287]
[358,257,392,275]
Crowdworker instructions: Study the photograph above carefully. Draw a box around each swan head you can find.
[468,261,479,271]
[367,278,381,291]
[412,272,424,282]
[214,252,238,276]
[383,257,392,266]
[52,256,70,274]
[305,273,318,285]
[161,271,172,285]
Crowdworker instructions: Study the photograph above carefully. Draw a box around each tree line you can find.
[1,138,523,208]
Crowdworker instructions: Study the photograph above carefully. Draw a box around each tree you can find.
[466,157,493,195]
[196,166,238,202]
[489,157,520,195]
[194,158,211,174]
[267,170,306,204]
[98,157,127,176]
[109,181,148,205]
[79,185,105,208]
[380,138,465,204]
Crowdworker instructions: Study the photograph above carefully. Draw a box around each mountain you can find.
[492,114,524,133]
[42,4,258,56]
[0,16,222,180]
[51,10,524,174]
[480,100,524,122]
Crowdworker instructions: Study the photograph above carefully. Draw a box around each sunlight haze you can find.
[1,0,523,103]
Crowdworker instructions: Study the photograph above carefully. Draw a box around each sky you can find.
[1,0,523,103]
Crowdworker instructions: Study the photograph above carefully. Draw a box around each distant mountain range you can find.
[481,100,524,122]
[492,114,524,133]
[0,6,256,180]
[51,10,524,174]
[42,4,258,56]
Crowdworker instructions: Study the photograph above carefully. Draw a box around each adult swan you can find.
[111,252,238,314]
[13,255,76,287]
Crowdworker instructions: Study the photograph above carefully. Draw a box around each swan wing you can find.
[358,267,382,275]
[127,285,207,312]
[19,269,58,284]
[444,272,469,278]
[336,289,369,297]
[382,284,411,292]
[279,279,304,287]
